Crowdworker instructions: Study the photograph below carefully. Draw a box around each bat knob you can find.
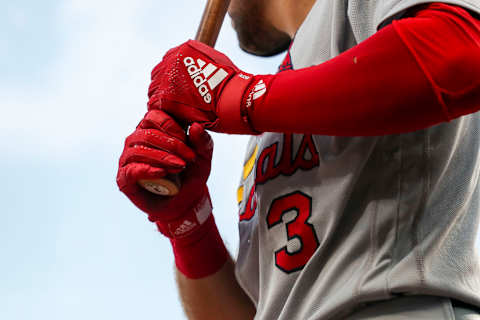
[138,177,180,196]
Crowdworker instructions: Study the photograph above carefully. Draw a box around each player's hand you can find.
[148,40,272,135]
[116,109,215,239]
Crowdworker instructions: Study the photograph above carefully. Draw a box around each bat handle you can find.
[195,0,231,47]
[138,0,231,196]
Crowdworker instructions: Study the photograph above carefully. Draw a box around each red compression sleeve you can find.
[250,3,480,136]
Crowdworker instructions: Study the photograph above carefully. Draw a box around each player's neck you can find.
[268,0,316,38]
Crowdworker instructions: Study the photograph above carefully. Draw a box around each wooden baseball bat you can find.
[138,0,231,196]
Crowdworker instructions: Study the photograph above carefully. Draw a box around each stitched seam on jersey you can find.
[422,132,431,284]
[391,20,452,121]
[387,136,403,294]
[423,132,431,282]
[353,152,381,302]
[414,132,430,286]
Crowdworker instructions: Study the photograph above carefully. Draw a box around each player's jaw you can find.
[228,0,291,57]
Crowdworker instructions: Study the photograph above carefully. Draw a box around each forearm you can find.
[176,257,256,320]
[249,3,480,136]
[167,212,255,319]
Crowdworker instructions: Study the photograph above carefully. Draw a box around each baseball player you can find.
[117,0,480,319]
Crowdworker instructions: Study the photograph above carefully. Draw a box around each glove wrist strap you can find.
[216,73,259,134]
[155,194,212,239]
[155,194,228,279]
[169,214,229,279]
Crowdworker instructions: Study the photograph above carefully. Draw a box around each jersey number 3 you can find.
[266,191,320,273]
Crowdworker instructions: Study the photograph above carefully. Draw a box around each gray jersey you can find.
[234,0,480,319]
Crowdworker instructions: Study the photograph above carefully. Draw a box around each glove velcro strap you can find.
[170,214,229,279]
[216,73,259,134]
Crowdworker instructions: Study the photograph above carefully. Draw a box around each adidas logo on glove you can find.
[252,80,266,100]
[245,79,267,109]
[173,219,197,237]
[184,57,228,104]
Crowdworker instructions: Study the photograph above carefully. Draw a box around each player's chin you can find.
[239,37,291,57]
[233,20,291,57]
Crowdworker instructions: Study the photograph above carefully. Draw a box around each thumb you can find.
[188,123,213,160]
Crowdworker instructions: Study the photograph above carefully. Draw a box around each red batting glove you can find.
[117,109,204,225]
[116,109,228,278]
[147,40,272,135]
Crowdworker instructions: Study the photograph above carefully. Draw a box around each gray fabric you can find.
[454,305,480,320]
[347,296,455,319]
[234,1,480,319]
[346,296,480,319]
[351,0,480,43]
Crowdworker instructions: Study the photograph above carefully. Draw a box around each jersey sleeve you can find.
[373,0,480,30]
[346,0,480,43]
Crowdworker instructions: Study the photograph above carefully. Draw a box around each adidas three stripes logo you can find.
[184,57,228,104]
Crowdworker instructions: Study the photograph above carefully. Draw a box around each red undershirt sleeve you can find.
[249,2,480,136]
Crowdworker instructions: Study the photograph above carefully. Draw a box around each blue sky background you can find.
[0,1,283,319]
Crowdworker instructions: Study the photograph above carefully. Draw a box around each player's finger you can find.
[125,129,196,163]
[188,122,214,160]
[116,162,167,193]
[120,145,186,173]
[160,99,213,125]
[138,109,187,142]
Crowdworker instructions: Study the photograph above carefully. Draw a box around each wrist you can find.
[155,192,212,239]
[215,72,259,134]
[153,192,229,279]
[241,74,275,134]
[170,214,229,279]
